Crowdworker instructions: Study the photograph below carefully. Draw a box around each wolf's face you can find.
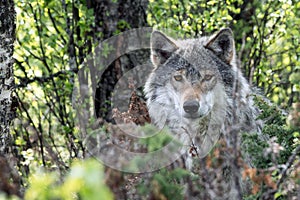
[144,28,235,128]
[166,58,218,119]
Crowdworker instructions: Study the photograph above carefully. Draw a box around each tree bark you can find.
[0,0,16,155]
[87,0,149,121]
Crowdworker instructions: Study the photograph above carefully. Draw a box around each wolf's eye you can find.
[204,74,213,81]
[174,75,183,81]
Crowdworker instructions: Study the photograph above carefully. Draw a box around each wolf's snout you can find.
[183,100,199,114]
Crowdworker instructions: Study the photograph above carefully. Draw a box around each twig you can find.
[181,126,200,158]
[276,144,300,188]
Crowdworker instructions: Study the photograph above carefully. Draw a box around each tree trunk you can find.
[0,0,16,155]
[87,0,149,121]
[0,0,21,197]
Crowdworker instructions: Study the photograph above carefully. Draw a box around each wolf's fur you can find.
[144,28,261,198]
[145,28,259,154]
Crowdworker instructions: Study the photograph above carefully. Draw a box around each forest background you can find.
[0,0,299,199]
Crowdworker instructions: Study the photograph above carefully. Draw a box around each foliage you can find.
[24,159,113,200]
[242,94,300,198]
[138,124,174,152]
[148,0,243,36]
[13,0,93,177]
[146,168,189,200]
[7,0,300,199]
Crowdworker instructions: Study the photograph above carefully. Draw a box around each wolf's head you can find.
[145,29,238,128]
[144,28,259,158]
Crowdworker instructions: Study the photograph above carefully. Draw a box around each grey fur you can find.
[145,28,259,148]
[144,28,262,199]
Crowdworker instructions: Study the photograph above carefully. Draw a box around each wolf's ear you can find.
[205,28,235,64]
[151,31,178,66]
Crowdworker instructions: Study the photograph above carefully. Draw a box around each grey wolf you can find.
[144,28,261,165]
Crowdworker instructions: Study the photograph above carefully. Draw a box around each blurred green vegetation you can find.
[24,159,113,200]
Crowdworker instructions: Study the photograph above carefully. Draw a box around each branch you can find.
[14,68,76,88]
[47,8,67,45]
[262,144,300,198]
[276,144,300,188]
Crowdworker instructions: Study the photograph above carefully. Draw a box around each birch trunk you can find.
[0,0,16,155]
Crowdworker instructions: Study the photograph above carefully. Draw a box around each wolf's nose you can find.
[183,100,199,114]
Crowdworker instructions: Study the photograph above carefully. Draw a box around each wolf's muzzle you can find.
[183,100,199,114]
